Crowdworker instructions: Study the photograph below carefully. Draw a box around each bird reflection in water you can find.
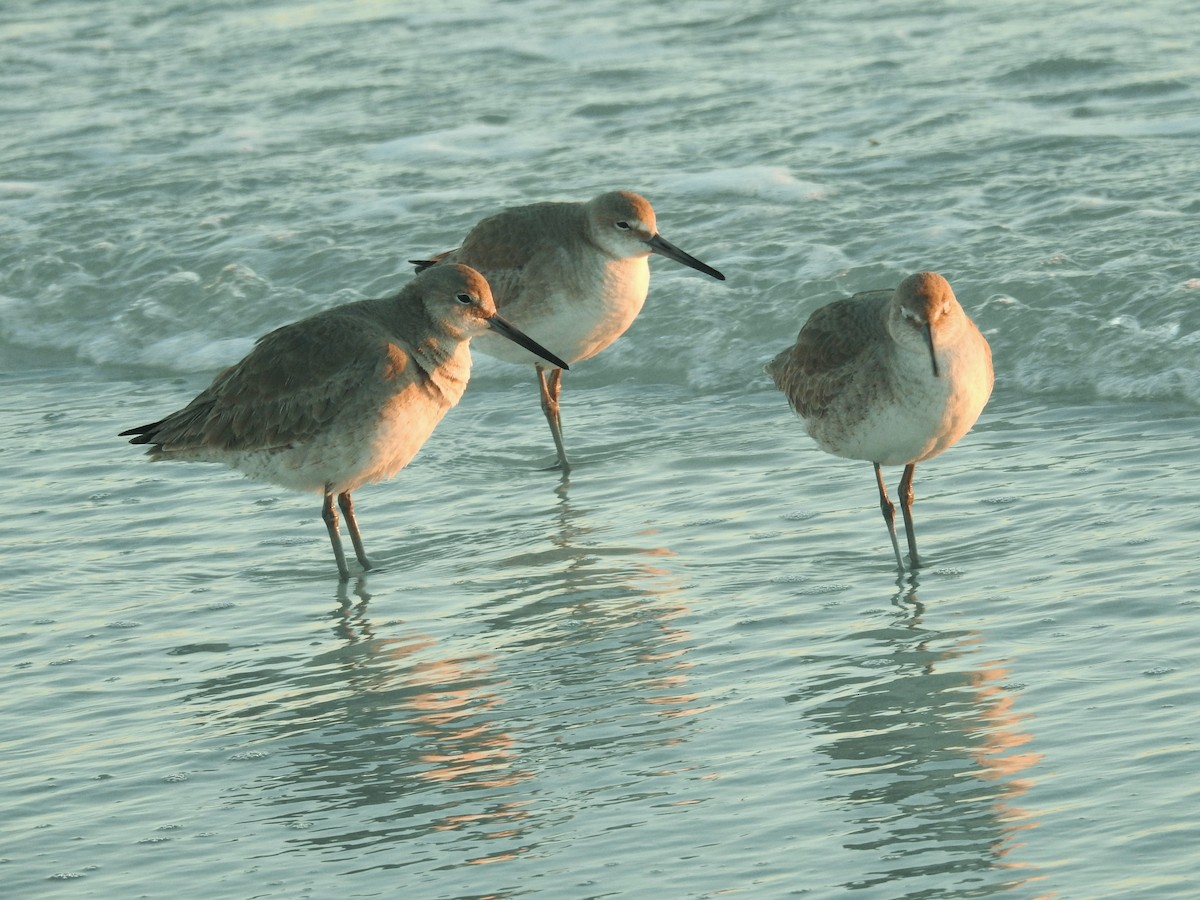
[183,584,538,867]
[786,583,1046,894]
[483,479,711,733]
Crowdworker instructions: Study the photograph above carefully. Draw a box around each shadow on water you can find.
[786,579,1049,897]
[175,484,707,880]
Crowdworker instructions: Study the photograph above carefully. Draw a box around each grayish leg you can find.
[874,463,905,573]
[537,364,571,474]
[898,463,921,569]
[322,487,352,580]
[338,490,370,571]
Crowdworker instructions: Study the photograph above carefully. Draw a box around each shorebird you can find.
[120,264,569,579]
[766,272,993,572]
[412,190,725,473]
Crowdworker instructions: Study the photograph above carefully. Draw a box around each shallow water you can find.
[3,1,1200,897]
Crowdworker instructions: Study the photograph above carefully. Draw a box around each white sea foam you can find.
[368,123,554,163]
[659,166,829,203]
[136,333,255,374]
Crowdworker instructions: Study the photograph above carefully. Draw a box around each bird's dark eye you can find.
[615,221,631,230]
[455,292,473,304]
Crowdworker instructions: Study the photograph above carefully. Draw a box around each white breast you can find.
[476,255,650,366]
[809,326,992,466]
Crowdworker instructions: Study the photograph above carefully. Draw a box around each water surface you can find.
[3,1,1199,897]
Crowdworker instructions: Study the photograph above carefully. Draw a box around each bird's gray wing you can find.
[422,203,574,309]
[134,308,408,454]
[766,290,892,418]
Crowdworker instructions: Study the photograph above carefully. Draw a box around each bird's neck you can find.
[411,337,473,405]
[371,297,473,405]
[596,255,651,307]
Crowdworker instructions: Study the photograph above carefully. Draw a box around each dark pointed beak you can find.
[487,314,571,371]
[645,233,725,281]
[923,322,940,378]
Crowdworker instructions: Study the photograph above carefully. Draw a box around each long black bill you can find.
[923,322,940,378]
[487,314,571,371]
[646,233,726,281]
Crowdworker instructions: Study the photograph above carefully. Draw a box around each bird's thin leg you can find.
[322,486,351,580]
[874,463,905,573]
[537,364,571,474]
[338,491,371,570]
[898,463,921,569]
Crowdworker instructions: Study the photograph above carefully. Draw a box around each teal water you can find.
[3,1,1199,897]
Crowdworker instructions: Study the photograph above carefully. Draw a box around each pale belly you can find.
[475,258,650,367]
[807,357,992,466]
[212,376,460,495]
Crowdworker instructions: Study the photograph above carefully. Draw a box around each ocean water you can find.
[2,0,1199,897]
